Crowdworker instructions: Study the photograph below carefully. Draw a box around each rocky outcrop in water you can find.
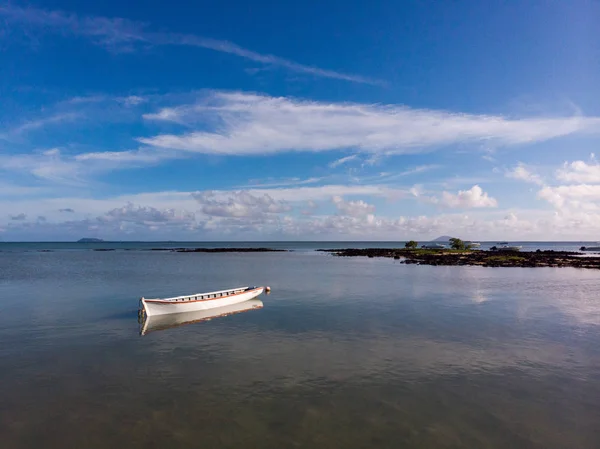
[172,248,287,253]
[318,248,600,269]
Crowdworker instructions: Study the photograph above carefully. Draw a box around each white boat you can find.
[140,286,266,317]
[421,243,446,249]
[498,245,522,251]
[467,242,481,248]
[140,299,264,335]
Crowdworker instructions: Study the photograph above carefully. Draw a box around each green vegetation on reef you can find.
[449,238,475,250]
[485,255,526,263]
[404,240,418,249]
[404,248,471,255]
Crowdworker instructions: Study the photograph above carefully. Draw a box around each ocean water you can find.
[0,240,598,252]
[1,247,600,448]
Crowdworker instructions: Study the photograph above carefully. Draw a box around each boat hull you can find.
[142,287,264,316]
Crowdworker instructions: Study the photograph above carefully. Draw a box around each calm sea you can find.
[1,244,600,448]
[0,240,598,252]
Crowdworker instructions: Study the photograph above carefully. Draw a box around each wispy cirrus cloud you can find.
[139,91,600,156]
[329,154,359,168]
[0,147,170,185]
[0,112,80,140]
[0,4,380,85]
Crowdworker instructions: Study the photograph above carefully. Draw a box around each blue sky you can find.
[1,0,600,241]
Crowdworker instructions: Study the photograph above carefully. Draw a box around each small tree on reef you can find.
[405,240,418,249]
[449,238,468,250]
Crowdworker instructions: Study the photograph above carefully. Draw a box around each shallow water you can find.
[1,249,600,448]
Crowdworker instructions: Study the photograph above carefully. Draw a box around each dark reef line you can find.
[318,248,600,269]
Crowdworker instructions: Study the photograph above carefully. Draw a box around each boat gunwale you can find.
[142,286,262,304]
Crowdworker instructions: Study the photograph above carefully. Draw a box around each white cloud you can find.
[240,177,324,189]
[556,160,600,184]
[101,202,196,226]
[193,191,291,218]
[242,185,408,202]
[118,95,146,107]
[139,92,600,156]
[0,112,79,139]
[505,163,543,185]
[439,185,498,209]
[329,154,358,168]
[3,186,600,240]
[1,148,171,184]
[74,149,168,164]
[398,164,441,177]
[332,196,376,217]
[143,107,187,123]
[0,149,84,184]
[1,5,379,85]
[538,184,600,210]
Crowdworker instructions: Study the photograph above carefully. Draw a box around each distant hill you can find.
[77,238,104,243]
[432,235,455,242]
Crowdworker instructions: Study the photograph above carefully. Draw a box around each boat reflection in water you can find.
[139,299,263,336]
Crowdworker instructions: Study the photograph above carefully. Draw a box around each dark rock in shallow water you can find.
[173,248,287,253]
[319,248,600,270]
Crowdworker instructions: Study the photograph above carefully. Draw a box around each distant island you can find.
[432,235,454,242]
[77,238,104,243]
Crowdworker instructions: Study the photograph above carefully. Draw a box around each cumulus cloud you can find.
[556,160,600,184]
[138,91,600,156]
[439,185,498,209]
[0,5,378,85]
[506,163,543,185]
[4,189,600,240]
[193,191,291,218]
[101,202,196,225]
[536,157,600,212]
[332,196,376,217]
[538,185,600,210]
[10,213,27,221]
